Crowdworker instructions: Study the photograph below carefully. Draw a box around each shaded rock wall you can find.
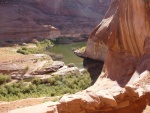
[83,58,104,84]
[0,0,111,45]
[27,0,110,18]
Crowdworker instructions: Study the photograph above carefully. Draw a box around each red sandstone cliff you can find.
[0,0,111,45]
[47,0,150,113]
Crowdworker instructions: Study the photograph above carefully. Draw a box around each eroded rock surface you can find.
[48,0,150,113]
[0,54,54,79]
[0,0,111,45]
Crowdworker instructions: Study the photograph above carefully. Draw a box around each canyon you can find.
[0,0,111,46]
[0,1,111,112]
[1,0,150,113]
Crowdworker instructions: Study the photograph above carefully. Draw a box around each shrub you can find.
[17,39,53,55]
[0,71,92,101]
[50,37,73,44]
[0,74,11,85]
[17,46,42,55]
[46,77,56,85]
[17,47,30,55]
[36,39,52,48]
[32,78,41,85]
[76,46,86,53]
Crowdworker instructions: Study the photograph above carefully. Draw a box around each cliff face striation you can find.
[47,0,150,113]
[0,0,111,45]
[85,0,150,85]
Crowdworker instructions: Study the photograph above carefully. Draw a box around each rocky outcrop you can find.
[0,51,83,81]
[1,54,54,79]
[47,0,150,113]
[0,0,111,45]
[32,61,65,75]
[51,66,80,76]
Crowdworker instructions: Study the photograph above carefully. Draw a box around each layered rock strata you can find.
[48,0,150,113]
[0,0,111,45]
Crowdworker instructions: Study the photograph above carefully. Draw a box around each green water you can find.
[50,42,86,68]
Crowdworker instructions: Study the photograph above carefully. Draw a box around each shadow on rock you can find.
[83,58,104,84]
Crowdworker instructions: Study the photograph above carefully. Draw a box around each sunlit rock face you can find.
[0,0,111,45]
[51,0,150,113]
[85,0,150,85]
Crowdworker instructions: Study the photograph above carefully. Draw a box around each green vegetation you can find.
[17,39,53,55]
[50,37,78,44]
[0,72,92,101]
[50,36,88,44]
[76,46,86,53]
[0,74,11,85]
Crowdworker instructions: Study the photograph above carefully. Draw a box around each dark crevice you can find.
[83,58,104,84]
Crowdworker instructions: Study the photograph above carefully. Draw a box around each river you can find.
[49,42,86,68]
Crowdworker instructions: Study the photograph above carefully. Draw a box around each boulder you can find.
[51,67,80,76]
[33,61,65,75]
[31,39,39,44]
[96,90,117,108]
[67,63,76,68]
